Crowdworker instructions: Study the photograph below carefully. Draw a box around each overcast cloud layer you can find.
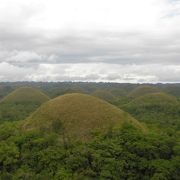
[0,0,180,82]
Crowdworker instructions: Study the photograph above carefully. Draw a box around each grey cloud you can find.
[0,0,180,82]
[1,29,180,67]
[0,5,180,67]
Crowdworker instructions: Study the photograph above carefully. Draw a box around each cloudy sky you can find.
[0,0,180,82]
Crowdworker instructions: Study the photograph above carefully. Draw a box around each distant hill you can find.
[23,93,144,140]
[128,85,161,98]
[1,87,50,104]
[122,92,180,128]
[0,85,14,100]
[0,87,50,122]
[92,89,117,103]
[110,88,127,97]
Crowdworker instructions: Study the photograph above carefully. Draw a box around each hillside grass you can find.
[122,92,180,129]
[1,87,50,104]
[128,85,161,98]
[0,87,50,122]
[23,93,145,140]
[92,89,117,103]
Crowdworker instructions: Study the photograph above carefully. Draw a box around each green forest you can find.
[0,82,179,180]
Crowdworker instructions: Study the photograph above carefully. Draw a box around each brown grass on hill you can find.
[126,92,179,106]
[1,87,50,104]
[128,85,161,98]
[23,93,145,140]
[92,89,116,103]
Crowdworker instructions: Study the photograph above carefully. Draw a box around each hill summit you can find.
[0,87,50,121]
[1,87,50,104]
[122,92,180,126]
[23,93,144,140]
[92,89,116,103]
[128,85,161,98]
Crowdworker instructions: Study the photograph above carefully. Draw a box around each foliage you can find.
[0,102,42,122]
[0,83,179,179]
[121,93,180,130]
[0,87,50,122]
[0,123,179,179]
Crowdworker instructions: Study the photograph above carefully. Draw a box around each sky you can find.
[0,0,180,83]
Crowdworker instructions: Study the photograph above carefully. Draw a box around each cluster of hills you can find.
[120,86,180,129]
[0,83,179,179]
[0,84,179,135]
[0,86,145,139]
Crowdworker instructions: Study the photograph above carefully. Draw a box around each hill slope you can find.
[1,87,50,104]
[128,85,161,98]
[92,90,117,103]
[122,92,180,128]
[23,93,144,139]
[0,87,50,121]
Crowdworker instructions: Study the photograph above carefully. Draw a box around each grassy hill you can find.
[122,92,180,128]
[23,93,144,140]
[1,87,50,104]
[0,87,50,122]
[92,89,117,103]
[128,85,161,98]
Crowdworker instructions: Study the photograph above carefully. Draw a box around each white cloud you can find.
[0,62,179,83]
[0,0,180,82]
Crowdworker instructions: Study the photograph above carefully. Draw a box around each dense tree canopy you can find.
[0,122,179,180]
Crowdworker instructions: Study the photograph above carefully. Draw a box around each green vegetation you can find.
[92,89,117,103]
[0,87,50,122]
[112,85,162,108]
[0,122,179,179]
[110,88,127,97]
[122,92,180,129]
[1,87,50,104]
[0,83,179,179]
[23,93,144,140]
[128,85,161,98]
[0,85,14,100]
